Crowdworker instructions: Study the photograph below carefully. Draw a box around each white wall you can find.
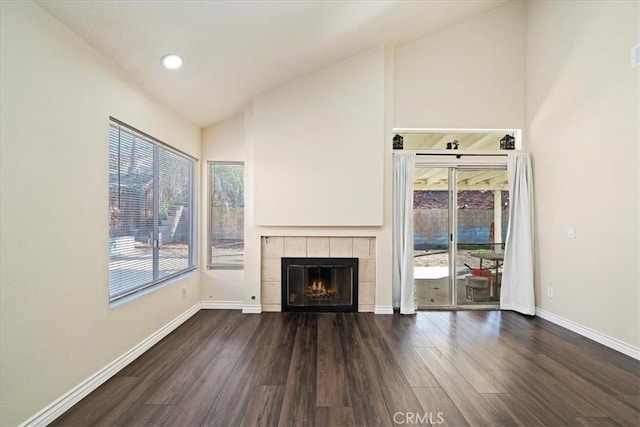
[201,114,245,304]
[3,0,637,424]
[527,0,640,347]
[252,47,385,226]
[246,46,390,310]
[204,3,529,310]
[0,2,201,425]
[394,0,526,132]
[233,48,393,311]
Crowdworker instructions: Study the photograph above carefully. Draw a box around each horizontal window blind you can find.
[109,120,195,303]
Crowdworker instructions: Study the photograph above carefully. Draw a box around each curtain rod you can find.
[414,152,509,157]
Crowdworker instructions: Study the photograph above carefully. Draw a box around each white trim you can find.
[201,300,244,310]
[242,304,262,314]
[374,305,394,315]
[18,302,201,427]
[17,302,638,426]
[536,308,640,360]
[393,127,521,134]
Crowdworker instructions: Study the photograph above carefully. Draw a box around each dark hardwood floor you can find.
[51,310,640,426]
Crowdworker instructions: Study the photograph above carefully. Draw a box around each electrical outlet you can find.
[567,226,575,239]
[181,287,187,298]
[547,287,553,298]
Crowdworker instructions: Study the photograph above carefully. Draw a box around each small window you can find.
[395,130,520,151]
[209,162,244,269]
[109,119,196,304]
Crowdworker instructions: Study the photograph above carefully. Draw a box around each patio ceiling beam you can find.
[466,170,506,185]
[414,167,444,181]
[466,134,496,150]
[425,169,449,185]
[488,174,508,187]
[459,170,487,184]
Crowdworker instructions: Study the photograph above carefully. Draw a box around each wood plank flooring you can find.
[51,310,640,426]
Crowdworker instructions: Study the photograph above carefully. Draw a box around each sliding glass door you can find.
[414,167,452,308]
[455,168,508,307]
[414,164,508,309]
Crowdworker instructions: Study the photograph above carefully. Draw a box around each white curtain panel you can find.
[392,152,416,315]
[501,153,535,315]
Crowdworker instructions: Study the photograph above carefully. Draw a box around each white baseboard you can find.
[201,300,243,310]
[374,305,394,315]
[536,307,640,360]
[19,302,202,427]
[242,304,262,314]
[27,301,637,427]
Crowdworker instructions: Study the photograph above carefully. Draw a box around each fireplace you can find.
[281,257,358,312]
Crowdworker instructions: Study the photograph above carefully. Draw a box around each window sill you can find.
[109,267,197,309]
[206,265,244,271]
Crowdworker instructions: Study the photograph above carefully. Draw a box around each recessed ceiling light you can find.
[161,54,183,70]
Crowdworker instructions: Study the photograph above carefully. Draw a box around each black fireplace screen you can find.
[281,257,358,312]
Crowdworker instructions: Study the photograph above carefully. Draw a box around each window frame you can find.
[108,117,197,305]
[207,160,245,270]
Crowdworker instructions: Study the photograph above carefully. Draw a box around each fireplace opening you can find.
[282,257,358,312]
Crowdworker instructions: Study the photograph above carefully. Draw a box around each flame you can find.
[307,280,336,295]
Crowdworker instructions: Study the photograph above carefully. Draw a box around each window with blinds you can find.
[108,119,195,304]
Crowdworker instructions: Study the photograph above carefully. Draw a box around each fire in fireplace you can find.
[281,257,358,312]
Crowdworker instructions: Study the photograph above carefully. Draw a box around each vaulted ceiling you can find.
[36,0,508,127]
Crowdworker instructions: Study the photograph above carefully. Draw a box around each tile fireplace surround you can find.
[261,236,376,312]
